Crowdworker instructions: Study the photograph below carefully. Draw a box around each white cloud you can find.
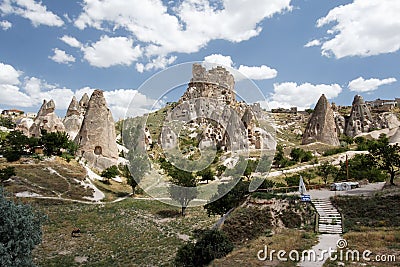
[82,35,142,68]
[304,39,321,48]
[0,62,21,85]
[268,82,342,110]
[60,35,82,48]
[204,54,234,68]
[0,62,157,118]
[238,65,277,80]
[0,20,12,30]
[49,48,76,64]
[140,56,177,72]
[73,0,292,69]
[348,77,397,92]
[316,0,400,58]
[203,54,277,80]
[0,0,64,27]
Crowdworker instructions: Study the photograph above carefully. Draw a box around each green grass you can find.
[30,198,217,266]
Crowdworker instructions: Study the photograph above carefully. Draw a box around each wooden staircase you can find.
[312,199,342,234]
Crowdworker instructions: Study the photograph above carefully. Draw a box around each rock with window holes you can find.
[28,99,66,137]
[75,90,118,171]
[302,94,340,146]
[345,95,373,137]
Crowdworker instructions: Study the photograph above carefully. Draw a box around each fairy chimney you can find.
[345,95,373,137]
[29,99,65,137]
[63,96,85,140]
[75,90,118,171]
[302,94,340,146]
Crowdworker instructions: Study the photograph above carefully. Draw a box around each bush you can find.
[0,188,46,266]
[174,230,233,267]
[101,165,120,183]
[323,147,348,156]
[0,166,16,183]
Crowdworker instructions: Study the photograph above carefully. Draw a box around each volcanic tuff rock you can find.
[161,64,276,152]
[63,96,86,140]
[302,94,340,146]
[75,90,119,171]
[15,118,34,136]
[29,99,65,137]
[345,95,373,137]
[389,127,400,144]
[79,93,89,115]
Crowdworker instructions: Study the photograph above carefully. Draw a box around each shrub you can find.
[174,230,233,266]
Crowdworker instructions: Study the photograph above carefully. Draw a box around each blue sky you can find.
[0,0,399,120]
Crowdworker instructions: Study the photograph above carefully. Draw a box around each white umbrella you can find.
[299,175,307,195]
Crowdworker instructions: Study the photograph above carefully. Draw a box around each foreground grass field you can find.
[30,198,217,266]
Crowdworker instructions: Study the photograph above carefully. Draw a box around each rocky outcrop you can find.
[345,95,373,137]
[15,118,34,136]
[63,96,85,140]
[389,127,400,144]
[79,93,89,115]
[29,99,65,137]
[302,94,340,146]
[75,90,119,171]
[162,65,275,152]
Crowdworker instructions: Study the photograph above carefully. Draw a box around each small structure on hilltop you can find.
[345,95,373,137]
[63,94,88,140]
[75,90,119,171]
[302,94,340,146]
[28,99,65,137]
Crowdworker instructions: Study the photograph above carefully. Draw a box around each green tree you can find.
[0,188,46,266]
[101,165,120,183]
[0,117,16,129]
[0,131,31,162]
[290,148,313,163]
[123,152,150,195]
[168,166,198,216]
[317,162,338,184]
[368,134,400,185]
[0,166,16,184]
[39,131,71,156]
[204,179,249,217]
[175,229,233,267]
[197,167,215,184]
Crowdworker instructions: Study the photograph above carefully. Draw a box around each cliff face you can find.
[302,94,340,146]
[75,90,119,171]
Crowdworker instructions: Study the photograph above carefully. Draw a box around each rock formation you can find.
[79,93,89,115]
[15,118,34,136]
[29,99,65,137]
[302,94,340,146]
[345,95,373,137]
[161,64,275,152]
[389,127,400,144]
[63,96,85,140]
[75,90,119,171]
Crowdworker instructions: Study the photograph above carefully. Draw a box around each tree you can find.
[317,162,338,184]
[368,134,400,185]
[204,179,249,217]
[0,188,46,266]
[39,131,71,156]
[0,116,16,129]
[197,167,215,184]
[101,165,120,184]
[174,229,233,267]
[0,166,16,184]
[123,152,150,195]
[290,148,313,163]
[0,131,31,162]
[168,165,198,216]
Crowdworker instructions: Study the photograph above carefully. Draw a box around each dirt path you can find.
[298,234,341,267]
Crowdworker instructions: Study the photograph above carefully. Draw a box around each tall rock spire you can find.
[64,96,84,140]
[345,95,373,137]
[75,90,118,171]
[29,99,65,137]
[302,94,340,146]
